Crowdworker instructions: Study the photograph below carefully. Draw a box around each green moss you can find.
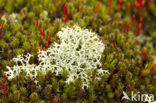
[0,0,155,102]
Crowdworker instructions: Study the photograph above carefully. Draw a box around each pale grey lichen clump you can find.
[5,25,109,89]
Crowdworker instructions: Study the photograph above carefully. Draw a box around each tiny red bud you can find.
[151,63,154,75]
[63,2,67,15]
[35,19,39,31]
[41,28,44,41]
[131,15,135,24]
[118,0,122,11]
[53,97,57,103]
[0,22,3,35]
[3,81,7,95]
[46,35,50,50]
[95,1,101,13]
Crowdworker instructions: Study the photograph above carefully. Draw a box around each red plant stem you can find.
[3,72,8,80]
[136,17,143,35]
[63,2,67,15]
[118,0,122,11]
[64,10,69,23]
[126,22,129,34]
[0,22,3,35]
[53,97,57,103]
[35,19,39,31]
[151,63,154,75]
[41,28,44,42]
[95,1,101,13]
[126,2,131,12]
[148,0,151,5]
[136,23,142,35]
[131,15,135,24]
[3,81,7,95]
[142,49,147,57]
[108,0,111,13]
[46,35,50,50]
[40,44,42,57]
[114,42,117,50]
[133,1,138,12]
[142,64,147,76]
[137,0,142,4]
[140,17,143,24]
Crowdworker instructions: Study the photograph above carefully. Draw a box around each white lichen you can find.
[5,53,40,80]
[5,25,109,89]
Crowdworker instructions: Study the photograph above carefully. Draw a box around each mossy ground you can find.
[0,0,156,103]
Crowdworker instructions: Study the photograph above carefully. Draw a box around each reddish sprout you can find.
[133,1,138,12]
[41,28,44,41]
[63,2,67,15]
[142,49,147,57]
[46,35,50,50]
[40,44,42,57]
[53,97,57,103]
[118,0,122,11]
[140,17,143,24]
[3,81,7,95]
[126,22,129,34]
[3,72,8,80]
[0,22,3,35]
[64,10,69,23]
[95,1,101,13]
[35,19,39,31]
[114,42,117,50]
[142,64,147,76]
[137,0,142,4]
[131,15,135,24]
[108,0,111,13]
[151,63,154,75]
[148,0,151,5]
[126,2,131,12]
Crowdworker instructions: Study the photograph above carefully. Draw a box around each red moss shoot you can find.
[142,64,147,76]
[131,15,135,24]
[151,63,154,75]
[142,49,147,57]
[137,0,142,4]
[35,19,39,31]
[126,2,131,12]
[0,22,3,35]
[41,28,44,41]
[140,17,143,24]
[46,35,50,50]
[114,42,117,50]
[136,17,143,35]
[108,0,111,13]
[133,1,138,12]
[140,0,145,10]
[95,1,101,13]
[40,44,42,57]
[63,2,67,15]
[3,72,8,80]
[3,81,7,95]
[126,22,129,34]
[118,0,122,11]
[148,0,151,5]
[64,10,69,23]
[53,97,57,103]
